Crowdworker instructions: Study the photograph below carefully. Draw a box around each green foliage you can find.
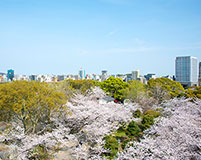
[67,79,97,95]
[144,110,161,118]
[140,123,151,131]
[123,80,147,102]
[147,78,185,103]
[101,77,128,100]
[27,144,53,160]
[125,121,141,138]
[48,80,76,98]
[142,115,154,126]
[186,86,201,99]
[121,138,130,150]
[103,135,119,159]
[0,81,67,134]
[140,114,154,131]
[103,109,159,159]
[133,109,142,118]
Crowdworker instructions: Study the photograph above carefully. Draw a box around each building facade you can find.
[199,62,201,86]
[175,56,198,87]
[79,68,85,80]
[131,70,140,80]
[7,69,14,81]
[101,70,108,81]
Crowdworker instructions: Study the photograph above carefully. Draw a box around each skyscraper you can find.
[175,56,198,87]
[199,62,201,78]
[101,70,108,81]
[131,70,140,80]
[7,69,14,81]
[199,62,201,86]
[79,68,85,80]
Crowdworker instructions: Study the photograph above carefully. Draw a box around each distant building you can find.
[126,73,132,82]
[79,68,85,80]
[199,62,201,78]
[175,56,198,87]
[138,76,147,84]
[57,75,67,81]
[0,72,6,76]
[29,75,37,81]
[52,77,58,82]
[131,70,139,80]
[199,62,201,86]
[7,69,14,81]
[101,70,108,81]
[144,73,156,80]
[162,75,173,80]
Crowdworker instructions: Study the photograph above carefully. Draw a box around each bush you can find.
[125,121,141,138]
[133,109,142,118]
[121,138,130,149]
[140,123,151,131]
[103,135,119,159]
[142,115,154,126]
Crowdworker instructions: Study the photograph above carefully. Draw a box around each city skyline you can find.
[0,0,201,75]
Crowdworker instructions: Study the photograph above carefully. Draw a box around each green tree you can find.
[123,80,147,103]
[147,78,185,103]
[186,86,201,99]
[101,77,128,100]
[67,79,97,95]
[0,81,67,134]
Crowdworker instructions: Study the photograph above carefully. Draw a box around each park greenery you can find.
[0,81,67,134]
[0,77,200,159]
[101,76,128,100]
[103,109,161,159]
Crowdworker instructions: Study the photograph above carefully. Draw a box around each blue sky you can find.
[0,0,201,76]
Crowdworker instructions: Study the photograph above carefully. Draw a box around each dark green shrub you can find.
[142,115,154,126]
[140,123,151,131]
[103,135,119,159]
[121,139,130,149]
[125,121,141,137]
[133,109,142,118]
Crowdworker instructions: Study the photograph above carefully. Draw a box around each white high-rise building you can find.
[101,70,108,81]
[131,70,140,80]
[175,56,198,87]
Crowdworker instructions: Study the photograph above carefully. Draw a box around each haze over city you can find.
[0,0,201,76]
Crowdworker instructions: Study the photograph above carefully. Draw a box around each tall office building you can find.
[101,70,108,81]
[79,68,85,80]
[131,70,140,80]
[198,62,201,86]
[175,56,198,87]
[7,69,14,81]
[199,62,201,78]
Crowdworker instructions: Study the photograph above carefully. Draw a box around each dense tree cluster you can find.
[0,81,67,134]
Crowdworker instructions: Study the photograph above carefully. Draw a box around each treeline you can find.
[101,76,201,103]
[0,78,200,135]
